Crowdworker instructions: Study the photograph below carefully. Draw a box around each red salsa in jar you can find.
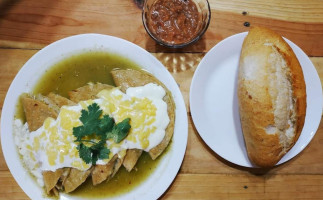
[147,0,202,45]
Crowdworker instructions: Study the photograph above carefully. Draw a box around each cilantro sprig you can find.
[73,103,131,165]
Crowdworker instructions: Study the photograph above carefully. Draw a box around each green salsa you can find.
[71,152,163,198]
[33,51,141,97]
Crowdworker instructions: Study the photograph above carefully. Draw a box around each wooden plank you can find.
[162,174,323,200]
[204,10,323,57]
[1,170,323,200]
[264,175,323,199]
[162,174,265,199]
[153,53,203,111]
[0,142,9,171]
[311,57,323,89]
[0,0,322,55]
[0,0,144,48]
[0,171,28,199]
[0,49,37,112]
[210,0,323,23]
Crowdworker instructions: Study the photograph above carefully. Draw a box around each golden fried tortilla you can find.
[107,156,124,182]
[47,92,76,108]
[42,169,64,194]
[68,83,114,102]
[111,69,175,160]
[64,168,92,193]
[22,95,58,131]
[52,187,59,196]
[91,155,118,185]
[123,149,143,172]
[56,168,71,190]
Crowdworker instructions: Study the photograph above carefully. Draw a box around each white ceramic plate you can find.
[190,32,323,168]
[1,34,188,199]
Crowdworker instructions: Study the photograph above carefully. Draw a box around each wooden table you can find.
[0,0,322,199]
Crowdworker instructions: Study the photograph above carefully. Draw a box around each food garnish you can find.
[73,103,131,165]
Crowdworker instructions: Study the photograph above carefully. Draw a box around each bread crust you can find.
[238,27,306,168]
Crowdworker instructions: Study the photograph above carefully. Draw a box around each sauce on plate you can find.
[33,51,141,97]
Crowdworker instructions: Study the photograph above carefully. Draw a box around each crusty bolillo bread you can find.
[238,27,306,168]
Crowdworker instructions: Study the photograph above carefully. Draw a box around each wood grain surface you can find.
[0,0,322,199]
[0,0,322,55]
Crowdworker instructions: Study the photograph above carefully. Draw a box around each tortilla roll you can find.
[46,92,76,107]
[22,95,58,131]
[63,168,92,193]
[42,169,64,194]
[123,149,143,172]
[55,168,71,190]
[68,82,114,102]
[111,69,175,160]
[91,155,118,185]
[107,156,124,182]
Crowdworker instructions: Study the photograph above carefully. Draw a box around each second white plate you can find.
[190,32,322,167]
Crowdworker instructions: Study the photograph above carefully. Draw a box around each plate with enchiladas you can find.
[1,34,188,199]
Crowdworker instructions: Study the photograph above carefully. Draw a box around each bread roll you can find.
[238,27,306,168]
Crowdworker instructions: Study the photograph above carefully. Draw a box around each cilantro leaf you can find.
[117,118,131,134]
[73,103,102,140]
[90,140,105,150]
[73,103,131,165]
[98,115,114,137]
[106,118,131,143]
[73,126,87,141]
[87,141,103,165]
[114,118,131,142]
[80,103,102,125]
[98,148,110,160]
[77,143,92,164]
[88,141,109,165]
